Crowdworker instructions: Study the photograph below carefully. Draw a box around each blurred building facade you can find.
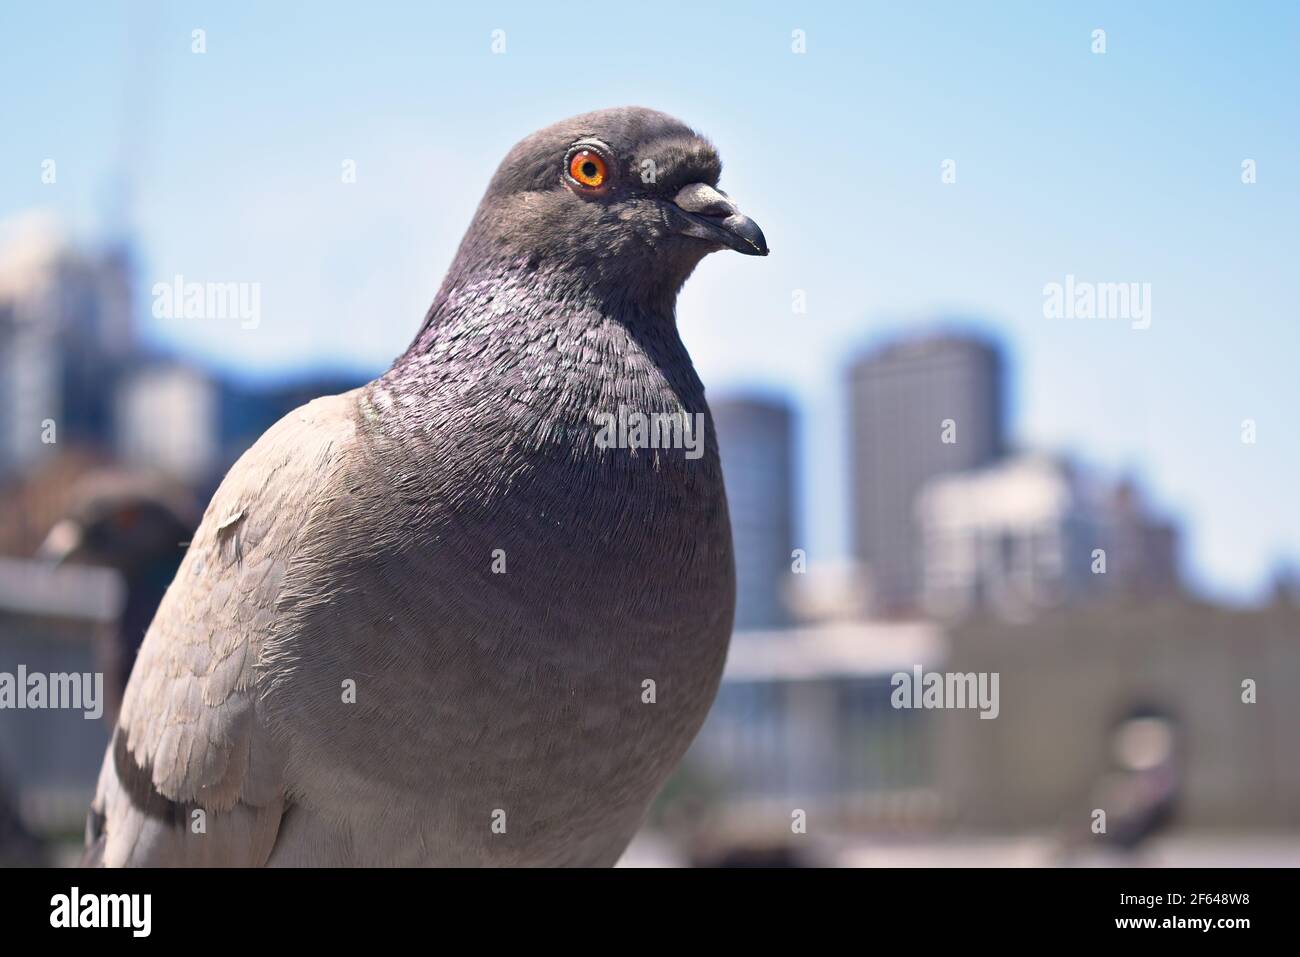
[712,396,796,630]
[115,362,220,484]
[0,215,133,480]
[0,558,118,836]
[916,453,1181,620]
[678,620,946,839]
[660,596,1300,856]
[847,333,1006,614]
[934,600,1300,832]
[0,211,372,557]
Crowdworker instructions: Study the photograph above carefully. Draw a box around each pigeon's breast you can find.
[272,372,735,863]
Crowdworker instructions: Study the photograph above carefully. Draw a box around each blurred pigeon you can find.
[1090,708,1181,854]
[39,473,197,716]
[1057,705,1182,865]
[87,107,767,866]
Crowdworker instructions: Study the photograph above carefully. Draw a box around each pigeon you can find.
[39,473,198,717]
[87,106,767,866]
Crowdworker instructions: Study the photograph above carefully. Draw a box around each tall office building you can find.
[712,396,796,630]
[847,332,1006,613]
[0,214,134,478]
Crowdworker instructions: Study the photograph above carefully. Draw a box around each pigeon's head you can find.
[458,107,767,298]
[37,478,195,574]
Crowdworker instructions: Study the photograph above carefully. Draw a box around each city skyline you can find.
[3,2,1297,602]
[0,213,1222,621]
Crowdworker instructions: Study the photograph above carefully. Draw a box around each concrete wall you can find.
[935,599,1300,830]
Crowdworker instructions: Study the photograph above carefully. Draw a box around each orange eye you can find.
[569,149,607,188]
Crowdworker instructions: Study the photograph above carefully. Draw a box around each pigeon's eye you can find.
[568,149,607,189]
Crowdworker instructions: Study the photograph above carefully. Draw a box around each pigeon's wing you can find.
[87,392,361,866]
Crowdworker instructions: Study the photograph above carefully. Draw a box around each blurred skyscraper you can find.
[0,214,134,478]
[712,396,796,630]
[847,332,1006,614]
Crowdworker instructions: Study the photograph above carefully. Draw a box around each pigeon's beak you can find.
[669,183,769,256]
[38,519,85,566]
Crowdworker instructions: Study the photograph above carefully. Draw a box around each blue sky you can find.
[2,1,1297,602]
